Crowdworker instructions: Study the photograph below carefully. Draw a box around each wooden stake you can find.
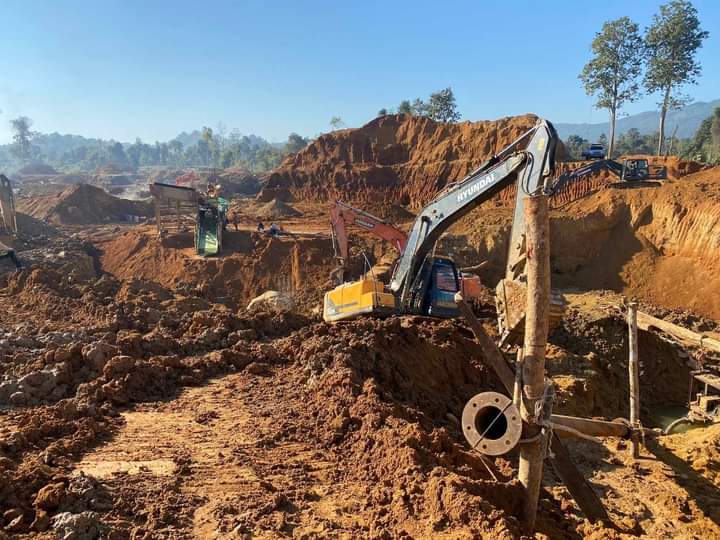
[518,194,551,531]
[454,292,610,524]
[627,301,641,459]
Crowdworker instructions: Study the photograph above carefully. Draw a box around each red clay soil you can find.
[261,113,561,210]
[15,184,151,226]
[442,165,720,320]
[97,226,337,311]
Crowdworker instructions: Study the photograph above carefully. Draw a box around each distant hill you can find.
[555,99,720,141]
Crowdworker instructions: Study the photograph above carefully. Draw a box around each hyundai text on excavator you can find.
[323,118,567,343]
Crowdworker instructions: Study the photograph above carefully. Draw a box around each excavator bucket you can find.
[495,279,566,347]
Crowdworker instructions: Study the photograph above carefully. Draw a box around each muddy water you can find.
[649,403,693,432]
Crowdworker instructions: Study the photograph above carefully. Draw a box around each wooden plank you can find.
[551,415,629,439]
[636,311,720,354]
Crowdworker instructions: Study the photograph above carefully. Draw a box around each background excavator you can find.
[324,118,569,344]
[329,200,483,307]
[329,200,407,285]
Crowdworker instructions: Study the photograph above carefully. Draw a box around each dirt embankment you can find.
[16,184,152,225]
[441,166,720,320]
[261,113,557,210]
[97,227,341,312]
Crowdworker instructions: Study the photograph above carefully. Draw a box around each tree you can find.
[107,141,128,166]
[711,107,720,149]
[579,17,644,158]
[329,116,345,131]
[377,108,388,116]
[645,0,709,155]
[200,127,215,166]
[425,87,461,123]
[286,132,308,154]
[411,98,427,116]
[9,116,37,163]
[397,100,412,115]
[564,135,589,160]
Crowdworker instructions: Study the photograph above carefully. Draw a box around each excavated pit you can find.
[2,115,720,538]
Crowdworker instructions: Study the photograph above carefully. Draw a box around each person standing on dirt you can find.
[257,221,265,232]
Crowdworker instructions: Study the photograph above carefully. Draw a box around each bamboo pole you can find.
[518,194,551,531]
[627,301,641,458]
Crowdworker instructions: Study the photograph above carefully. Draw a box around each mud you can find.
[1,118,720,538]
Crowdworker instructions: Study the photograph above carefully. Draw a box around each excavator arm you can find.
[330,200,408,283]
[390,119,558,304]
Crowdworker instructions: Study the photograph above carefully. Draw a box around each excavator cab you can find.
[621,159,667,181]
[405,257,461,318]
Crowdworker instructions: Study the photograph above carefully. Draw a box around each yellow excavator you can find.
[324,118,575,344]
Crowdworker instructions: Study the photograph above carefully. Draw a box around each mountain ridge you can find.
[555,99,720,141]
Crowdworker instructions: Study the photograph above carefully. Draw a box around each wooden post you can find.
[627,301,641,458]
[518,194,551,531]
[454,292,610,524]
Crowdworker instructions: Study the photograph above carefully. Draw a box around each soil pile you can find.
[98,227,336,312]
[262,114,552,209]
[16,184,152,225]
[218,167,262,196]
[256,199,302,219]
[17,163,59,176]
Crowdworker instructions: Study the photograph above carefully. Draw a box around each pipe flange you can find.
[462,391,522,456]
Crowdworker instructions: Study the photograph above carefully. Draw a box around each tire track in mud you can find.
[74,368,363,538]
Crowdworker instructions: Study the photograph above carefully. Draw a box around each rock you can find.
[246,291,295,313]
[3,515,23,533]
[2,509,21,523]
[18,370,51,388]
[31,510,50,532]
[247,362,271,376]
[81,342,119,372]
[103,355,135,379]
[34,482,66,511]
[0,381,20,403]
[49,384,69,401]
[9,391,29,406]
[52,511,104,540]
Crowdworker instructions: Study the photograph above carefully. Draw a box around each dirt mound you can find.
[217,167,262,196]
[661,424,720,488]
[261,113,556,210]
[17,163,58,176]
[98,227,336,312]
[256,198,302,218]
[15,184,152,225]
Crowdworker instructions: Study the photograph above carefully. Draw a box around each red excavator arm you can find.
[330,200,408,284]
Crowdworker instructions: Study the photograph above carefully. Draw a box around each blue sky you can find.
[0,0,718,144]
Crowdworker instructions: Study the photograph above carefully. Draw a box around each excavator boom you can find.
[324,117,568,335]
[391,119,558,303]
[330,200,408,283]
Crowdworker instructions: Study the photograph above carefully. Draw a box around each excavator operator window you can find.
[434,263,459,293]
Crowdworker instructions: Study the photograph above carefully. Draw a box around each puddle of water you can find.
[75,459,176,479]
[649,404,695,433]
